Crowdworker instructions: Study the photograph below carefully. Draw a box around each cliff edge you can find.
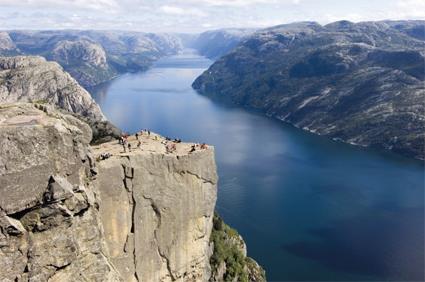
[0,103,220,281]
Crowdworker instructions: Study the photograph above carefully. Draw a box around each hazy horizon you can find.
[1,0,424,33]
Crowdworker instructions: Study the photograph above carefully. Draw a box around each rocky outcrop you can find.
[193,20,425,160]
[92,135,218,281]
[0,56,105,121]
[0,32,16,53]
[0,103,120,281]
[0,103,219,281]
[209,214,266,282]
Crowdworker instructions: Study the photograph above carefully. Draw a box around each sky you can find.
[1,0,424,33]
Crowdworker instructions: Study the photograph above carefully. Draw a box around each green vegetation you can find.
[210,213,266,282]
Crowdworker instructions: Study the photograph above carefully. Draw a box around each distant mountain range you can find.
[188,28,255,59]
[0,29,255,89]
[0,30,183,88]
[193,20,425,160]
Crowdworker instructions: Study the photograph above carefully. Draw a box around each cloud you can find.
[160,5,207,17]
[0,0,423,32]
[0,0,119,11]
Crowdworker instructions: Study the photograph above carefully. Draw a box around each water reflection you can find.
[91,50,425,281]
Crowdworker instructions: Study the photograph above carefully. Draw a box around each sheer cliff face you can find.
[0,103,218,282]
[0,56,105,121]
[93,144,218,281]
[193,20,425,160]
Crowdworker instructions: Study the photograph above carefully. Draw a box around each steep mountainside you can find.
[193,20,425,160]
[0,32,16,55]
[0,56,104,120]
[0,56,121,143]
[2,30,183,88]
[49,39,114,87]
[190,29,254,59]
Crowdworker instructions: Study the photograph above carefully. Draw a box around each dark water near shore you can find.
[91,50,425,281]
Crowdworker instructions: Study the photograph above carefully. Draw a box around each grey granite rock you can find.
[0,103,222,282]
[0,103,120,281]
[0,56,105,121]
[93,137,218,282]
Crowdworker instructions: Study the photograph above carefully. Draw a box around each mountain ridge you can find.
[193,20,425,160]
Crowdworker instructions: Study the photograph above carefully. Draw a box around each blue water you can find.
[91,50,425,281]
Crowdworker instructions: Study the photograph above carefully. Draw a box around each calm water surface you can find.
[91,50,425,281]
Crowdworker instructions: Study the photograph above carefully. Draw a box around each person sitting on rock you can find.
[200,143,208,149]
[189,145,196,153]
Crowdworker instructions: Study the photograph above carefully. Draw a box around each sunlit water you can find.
[91,50,424,281]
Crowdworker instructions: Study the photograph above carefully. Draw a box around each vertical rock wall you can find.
[94,143,218,282]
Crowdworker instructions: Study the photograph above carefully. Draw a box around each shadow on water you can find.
[89,49,425,282]
[283,206,424,281]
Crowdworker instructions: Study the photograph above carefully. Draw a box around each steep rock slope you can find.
[193,20,425,159]
[0,56,105,120]
[49,39,115,87]
[190,29,254,59]
[0,32,16,55]
[0,103,121,281]
[3,30,183,88]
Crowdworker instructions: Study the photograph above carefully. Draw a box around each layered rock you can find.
[0,103,219,282]
[193,20,425,160]
[0,56,105,121]
[0,103,120,281]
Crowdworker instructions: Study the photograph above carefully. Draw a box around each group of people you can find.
[117,129,208,155]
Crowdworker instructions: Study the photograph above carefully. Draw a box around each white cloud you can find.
[0,0,423,32]
[160,5,185,15]
[0,0,119,10]
[160,5,207,17]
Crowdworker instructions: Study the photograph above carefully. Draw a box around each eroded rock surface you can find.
[92,134,218,281]
[0,103,119,281]
[0,56,105,121]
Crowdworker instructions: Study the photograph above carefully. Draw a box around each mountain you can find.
[189,28,255,59]
[0,32,17,55]
[0,56,121,143]
[1,30,183,88]
[193,20,425,160]
[0,56,104,120]
[0,103,265,282]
